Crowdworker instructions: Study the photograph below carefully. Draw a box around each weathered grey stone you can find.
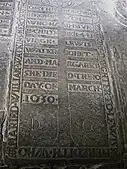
[0,0,16,167]
[0,0,127,168]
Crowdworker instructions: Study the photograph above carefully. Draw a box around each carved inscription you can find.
[27,19,58,27]
[16,147,110,159]
[65,39,95,48]
[65,30,94,39]
[64,22,93,31]
[63,8,93,16]
[65,49,98,59]
[0,28,10,35]
[23,1,59,109]
[25,37,58,45]
[24,58,58,67]
[25,46,58,55]
[22,94,58,105]
[66,60,99,70]
[0,18,10,24]
[23,81,58,91]
[27,12,58,20]
[0,2,13,9]
[67,72,101,81]
[8,0,26,147]
[23,69,58,79]
[0,1,14,35]
[64,15,93,23]
[28,5,58,13]
[63,0,112,151]
[68,83,102,93]
[26,28,58,37]
[0,10,11,16]
[7,0,119,162]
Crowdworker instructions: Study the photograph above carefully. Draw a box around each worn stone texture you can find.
[0,0,127,168]
[0,0,15,167]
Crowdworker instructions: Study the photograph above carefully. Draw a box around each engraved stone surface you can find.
[0,0,15,36]
[0,0,127,168]
[0,0,15,166]
[0,35,12,168]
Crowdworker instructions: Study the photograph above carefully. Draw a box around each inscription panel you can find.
[7,0,120,165]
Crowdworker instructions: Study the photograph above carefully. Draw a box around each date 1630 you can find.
[22,94,58,105]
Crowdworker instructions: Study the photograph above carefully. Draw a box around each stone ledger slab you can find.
[0,0,125,168]
[6,0,121,166]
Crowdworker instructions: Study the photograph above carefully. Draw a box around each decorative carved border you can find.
[6,0,121,166]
